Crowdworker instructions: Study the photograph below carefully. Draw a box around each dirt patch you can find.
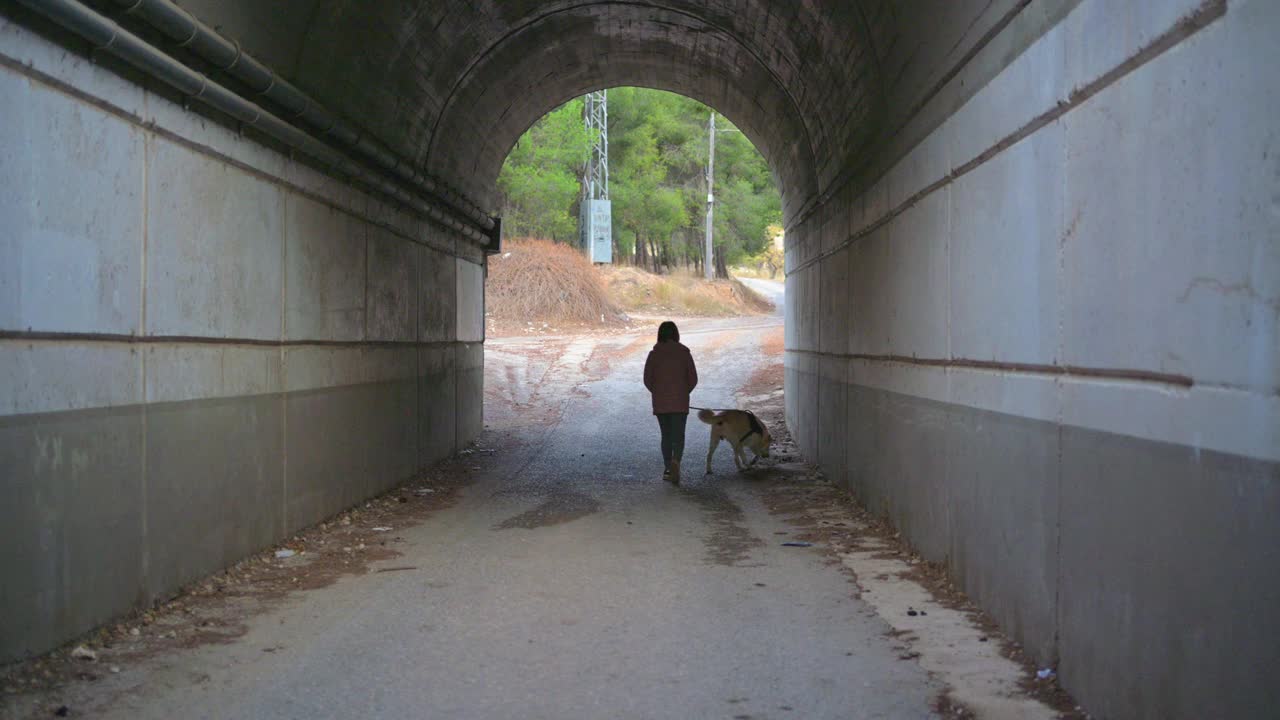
[486,238,626,332]
[760,326,784,356]
[580,332,654,380]
[744,358,783,399]
[0,442,494,710]
[692,329,740,355]
[601,266,773,317]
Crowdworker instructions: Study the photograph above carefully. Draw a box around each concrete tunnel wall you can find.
[785,2,1279,718]
[1,0,1278,717]
[0,19,486,661]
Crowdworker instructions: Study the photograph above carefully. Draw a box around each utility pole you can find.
[704,111,715,280]
[580,89,611,263]
[583,90,609,201]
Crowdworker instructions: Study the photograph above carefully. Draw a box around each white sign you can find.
[580,199,612,264]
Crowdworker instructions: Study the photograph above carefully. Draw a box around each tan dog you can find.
[698,408,772,474]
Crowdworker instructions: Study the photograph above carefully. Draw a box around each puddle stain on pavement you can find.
[679,484,765,566]
[493,490,602,530]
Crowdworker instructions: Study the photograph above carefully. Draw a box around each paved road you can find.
[736,277,785,317]
[13,313,943,720]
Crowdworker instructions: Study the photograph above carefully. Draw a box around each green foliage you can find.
[498,98,595,241]
[496,88,782,272]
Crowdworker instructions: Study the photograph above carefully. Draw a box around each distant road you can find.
[736,276,785,317]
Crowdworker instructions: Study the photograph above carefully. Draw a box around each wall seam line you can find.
[280,191,289,535]
[0,332,464,349]
[786,348,1195,388]
[1053,30,1070,663]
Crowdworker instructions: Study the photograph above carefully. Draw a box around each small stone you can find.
[109,666,120,674]
[70,645,97,661]
[128,628,140,637]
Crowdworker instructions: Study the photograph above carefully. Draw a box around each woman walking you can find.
[643,321,698,483]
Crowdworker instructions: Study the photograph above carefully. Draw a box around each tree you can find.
[497,89,781,274]
[497,98,595,241]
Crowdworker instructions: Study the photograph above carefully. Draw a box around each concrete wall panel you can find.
[364,379,419,493]
[146,139,283,340]
[455,259,485,343]
[362,347,421,495]
[1062,0,1205,99]
[284,196,366,341]
[875,389,951,564]
[420,244,457,342]
[0,406,144,660]
[0,343,140,416]
[816,356,846,479]
[887,129,950,209]
[284,385,377,532]
[456,343,484,447]
[848,227,891,356]
[366,228,418,342]
[145,345,281,404]
[783,271,799,352]
[945,400,1060,664]
[788,263,818,353]
[818,247,849,355]
[145,395,284,597]
[884,190,949,359]
[0,68,143,336]
[945,22,1067,172]
[1058,428,1280,720]
[419,346,458,464]
[844,383,883,511]
[820,197,849,255]
[949,122,1064,364]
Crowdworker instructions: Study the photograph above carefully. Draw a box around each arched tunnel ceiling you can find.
[171,0,1019,222]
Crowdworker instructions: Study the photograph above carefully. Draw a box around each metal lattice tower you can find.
[583,90,608,200]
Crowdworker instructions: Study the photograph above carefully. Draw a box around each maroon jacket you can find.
[643,341,698,414]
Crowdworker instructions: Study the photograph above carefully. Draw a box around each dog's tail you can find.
[697,408,717,424]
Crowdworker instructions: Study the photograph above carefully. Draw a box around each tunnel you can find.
[1,0,1277,717]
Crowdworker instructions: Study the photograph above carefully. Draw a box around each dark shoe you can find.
[669,460,681,485]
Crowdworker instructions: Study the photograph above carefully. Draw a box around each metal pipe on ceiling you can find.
[15,0,493,244]
[109,0,493,232]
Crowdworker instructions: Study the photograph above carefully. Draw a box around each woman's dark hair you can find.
[657,321,680,343]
